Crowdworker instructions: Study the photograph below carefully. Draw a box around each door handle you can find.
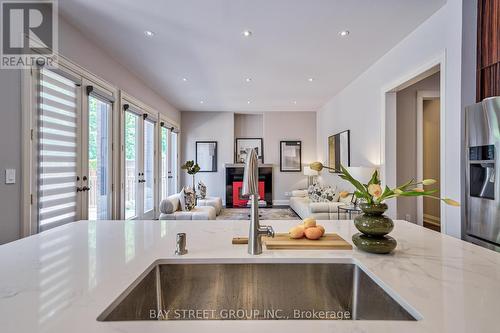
[76,186,82,192]
[82,186,91,191]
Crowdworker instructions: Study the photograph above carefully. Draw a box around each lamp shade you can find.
[346,166,376,184]
[304,166,319,176]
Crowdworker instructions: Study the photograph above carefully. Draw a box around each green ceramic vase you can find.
[352,203,397,254]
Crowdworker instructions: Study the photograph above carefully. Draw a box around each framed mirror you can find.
[328,130,350,173]
[196,141,218,172]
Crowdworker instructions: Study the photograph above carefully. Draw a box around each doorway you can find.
[395,72,440,229]
[383,64,444,232]
[419,97,441,231]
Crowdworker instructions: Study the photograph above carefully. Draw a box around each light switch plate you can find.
[5,169,15,184]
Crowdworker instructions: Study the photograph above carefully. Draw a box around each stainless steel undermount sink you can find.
[98,262,418,321]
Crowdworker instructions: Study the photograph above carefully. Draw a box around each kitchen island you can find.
[0,219,499,333]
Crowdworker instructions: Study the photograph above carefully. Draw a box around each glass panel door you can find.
[143,119,155,218]
[124,111,140,219]
[87,94,112,220]
[160,126,169,200]
[168,131,178,195]
[37,68,81,231]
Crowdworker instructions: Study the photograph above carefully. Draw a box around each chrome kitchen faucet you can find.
[241,148,274,255]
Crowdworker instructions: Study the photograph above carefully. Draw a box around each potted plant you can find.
[181,160,200,190]
[309,162,459,254]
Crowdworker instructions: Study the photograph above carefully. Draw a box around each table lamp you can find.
[304,166,319,187]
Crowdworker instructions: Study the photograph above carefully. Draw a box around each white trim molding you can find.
[380,51,446,231]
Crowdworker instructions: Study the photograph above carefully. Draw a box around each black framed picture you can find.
[235,138,264,163]
[196,141,217,172]
[280,141,301,172]
[328,130,350,173]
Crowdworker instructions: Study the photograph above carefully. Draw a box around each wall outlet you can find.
[405,214,412,222]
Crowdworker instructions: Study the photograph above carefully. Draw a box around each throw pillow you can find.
[291,189,308,197]
[160,198,174,214]
[308,184,338,202]
[178,188,187,211]
[182,186,196,211]
[197,181,207,199]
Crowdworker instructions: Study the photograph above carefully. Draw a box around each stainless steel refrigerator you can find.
[465,96,500,252]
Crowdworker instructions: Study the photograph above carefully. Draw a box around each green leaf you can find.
[376,186,394,203]
[398,189,437,197]
[367,170,381,186]
[338,165,368,196]
[397,179,416,191]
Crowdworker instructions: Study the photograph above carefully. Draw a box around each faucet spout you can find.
[242,148,274,255]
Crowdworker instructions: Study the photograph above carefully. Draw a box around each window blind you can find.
[38,68,79,231]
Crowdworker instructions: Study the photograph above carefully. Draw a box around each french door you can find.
[36,67,82,231]
[123,104,157,219]
[159,121,179,200]
[81,81,114,220]
[34,66,116,231]
[160,124,169,201]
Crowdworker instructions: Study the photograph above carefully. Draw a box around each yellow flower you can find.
[339,191,349,198]
[368,184,382,198]
[443,198,460,206]
[422,179,437,186]
[309,162,324,172]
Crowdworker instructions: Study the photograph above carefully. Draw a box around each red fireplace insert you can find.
[232,181,265,207]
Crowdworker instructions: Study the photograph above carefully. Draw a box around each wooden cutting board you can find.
[232,233,352,250]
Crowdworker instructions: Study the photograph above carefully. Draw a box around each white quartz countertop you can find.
[1,219,500,333]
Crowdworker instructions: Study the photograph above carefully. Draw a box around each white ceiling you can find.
[59,0,445,112]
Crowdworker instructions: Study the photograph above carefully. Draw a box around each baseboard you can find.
[423,213,440,226]
[273,199,290,206]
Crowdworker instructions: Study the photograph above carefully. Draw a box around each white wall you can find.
[396,72,440,221]
[0,70,21,244]
[181,111,316,204]
[180,112,235,201]
[234,114,263,138]
[263,112,317,204]
[316,0,465,237]
[59,18,180,123]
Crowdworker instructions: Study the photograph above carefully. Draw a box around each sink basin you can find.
[98,263,418,321]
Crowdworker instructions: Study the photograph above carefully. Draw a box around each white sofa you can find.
[289,190,352,220]
[159,193,216,220]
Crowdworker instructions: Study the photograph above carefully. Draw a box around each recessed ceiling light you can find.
[308,78,314,82]
[338,30,350,37]
[245,77,252,82]
[247,100,251,104]
[293,101,297,104]
[242,30,252,37]
[200,100,204,104]
[144,30,155,37]
[182,77,188,82]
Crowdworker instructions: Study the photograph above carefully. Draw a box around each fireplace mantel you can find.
[224,163,274,168]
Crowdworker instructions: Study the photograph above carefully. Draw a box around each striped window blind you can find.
[37,68,79,231]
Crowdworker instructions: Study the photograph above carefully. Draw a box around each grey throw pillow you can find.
[178,188,186,211]
[160,198,174,214]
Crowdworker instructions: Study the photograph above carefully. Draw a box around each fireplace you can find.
[225,164,273,207]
